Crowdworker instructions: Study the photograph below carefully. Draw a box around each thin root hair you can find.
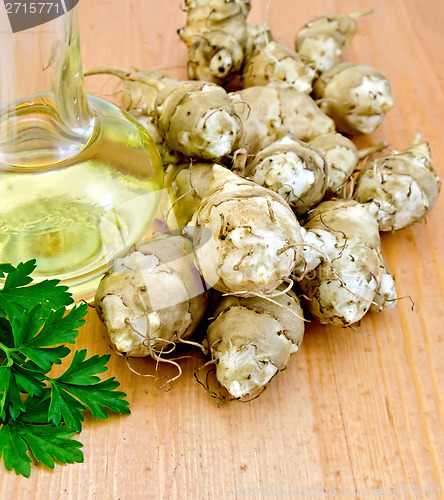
[349,7,374,19]
[357,141,389,160]
[385,294,415,310]
[232,148,248,177]
[233,385,267,403]
[315,212,348,242]
[164,186,195,222]
[123,299,184,388]
[175,331,209,354]
[231,99,252,121]
[222,280,308,323]
[194,360,226,406]
[291,242,379,307]
[263,0,274,29]
[276,182,310,212]
[347,323,370,336]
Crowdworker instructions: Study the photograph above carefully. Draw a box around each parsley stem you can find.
[0,341,14,367]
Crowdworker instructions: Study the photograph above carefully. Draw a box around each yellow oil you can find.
[0,95,163,301]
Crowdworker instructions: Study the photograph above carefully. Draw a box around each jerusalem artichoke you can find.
[296,199,396,326]
[164,161,215,228]
[295,10,371,73]
[94,234,208,358]
[205,285,304,398]
[245,136,328,216]
[229,84,335,154]
[178,0,251,85]
[190,165,304,296]
[154,80,242,159]
[313,62,393,135]
[242,41,316,94]
[353,141,441,231]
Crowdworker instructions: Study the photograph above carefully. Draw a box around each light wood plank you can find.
[1,0,443,498]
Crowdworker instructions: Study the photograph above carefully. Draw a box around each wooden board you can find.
[2,0,443,498]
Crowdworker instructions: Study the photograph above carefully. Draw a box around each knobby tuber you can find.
[190,165,304,296]
[353,140,441,231]
[87,2,441,403]
[164,161,215,228]
[245,136,328,216]
[154,80,241,159]
[308,132,387,196]
[84,67,181,163]
[85,67,176,115]
[205,285,304,399]
[229,84,335,154]
[242,41,316,94]
[308,132,359,196]
[186,30,245,84]
[295,199,397,326]
[244,23,274,59]
[85,68,242,161]
[178,0,251,85]
[95,235,208,358]
[295,9,372,73]
[313,62,393,135]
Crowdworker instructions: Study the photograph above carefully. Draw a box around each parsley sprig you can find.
[0,261,130,477]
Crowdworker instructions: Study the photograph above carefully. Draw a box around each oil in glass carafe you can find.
[0,7,163,300]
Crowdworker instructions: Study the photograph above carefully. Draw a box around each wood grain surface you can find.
[2,0,443,498]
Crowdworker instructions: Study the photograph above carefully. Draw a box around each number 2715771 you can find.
[5,2,60,14]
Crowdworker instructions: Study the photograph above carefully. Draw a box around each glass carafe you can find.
[0,2,164,301]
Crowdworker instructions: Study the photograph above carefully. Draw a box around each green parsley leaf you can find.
[0,261,131,477]
[19,393,51,423]
[5,369,25,419]
[48,383,87,432]
[12,365,45,398]
[0,260,72,320]
[4,303,87,373]
[0,419,83,476]
[15,421,84,470]
[0,317,13,346]
[0,367,11,421]
[10,305,44,349]
[60,377,131,420]
[29,304,87,347]
[56,349,109,385]
[0,261,35,289]
[0,363,47,422]
[0,421,32,477]
[48,350,130,432]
